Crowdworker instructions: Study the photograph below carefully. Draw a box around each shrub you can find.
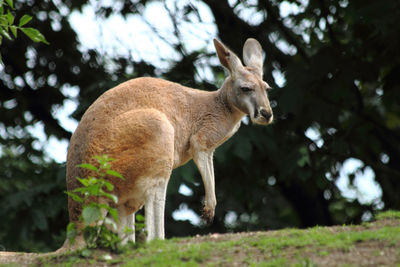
[65,155,127,252]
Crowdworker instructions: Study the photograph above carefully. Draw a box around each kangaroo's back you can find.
[67,76,212,170]
[77,77,194,129]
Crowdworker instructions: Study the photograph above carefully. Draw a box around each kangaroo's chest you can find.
[216,120,241,147]
[172,119,241,168]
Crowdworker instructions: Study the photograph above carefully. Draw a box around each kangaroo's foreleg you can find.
[193,150,216,223]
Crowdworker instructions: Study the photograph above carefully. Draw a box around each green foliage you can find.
[135,213,146,234]
[0,0,48,54]
[0,0,108,253]
[66,155,126,252]
[0,149,68,252]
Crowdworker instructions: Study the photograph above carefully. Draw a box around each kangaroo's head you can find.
[214,38,273,125]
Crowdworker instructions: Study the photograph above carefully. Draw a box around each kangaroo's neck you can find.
[172,80,246,168]
[187,81,245,152]
[215,79,245,124]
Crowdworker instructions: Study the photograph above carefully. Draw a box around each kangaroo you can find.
[66,38,273,243]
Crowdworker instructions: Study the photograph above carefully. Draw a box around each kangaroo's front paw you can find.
[201,205,215,225]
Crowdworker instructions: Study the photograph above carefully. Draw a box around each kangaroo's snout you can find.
[260,108,272,121]
[253,107,273,125]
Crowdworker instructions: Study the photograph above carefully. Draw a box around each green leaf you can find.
[106,169,124,179]
[66,223,77,244]
[102,180,114,191]
[20,27,49,44]
[18,14,31,27]
[0,16,8,25]
[124,226,134,235]
[82,205,102,226]
[297,146,310,167]
[76,177,90,186]
[6,10,13,24]
[135,213,145,222]
[77,163,98,172]
[81,248,92,258]
[0,26,12,40]
[104,217,117,230]
[84,184,101,196]
[101,192,118,203]
[5,0,12,9]
[9,25,16,37]
[107,207,119,223]
[65,191,83,203]
[94,154,115,163]
[94,155,114,169]
[88,177,99,185]
[73,187,88,194]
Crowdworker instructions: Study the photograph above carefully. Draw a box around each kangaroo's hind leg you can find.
[118,209,135,243]
[145,178,169,240]
[110,108,175,242]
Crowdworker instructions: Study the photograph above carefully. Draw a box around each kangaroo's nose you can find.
[260,109,272,121]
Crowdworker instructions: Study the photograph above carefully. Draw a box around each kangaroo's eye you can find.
[240,87,253,93]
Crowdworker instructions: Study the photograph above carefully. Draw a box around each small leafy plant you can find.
[134,213,147,243]
[66,155,127,252]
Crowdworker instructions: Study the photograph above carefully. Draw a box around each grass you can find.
[375,210,400,220]
[6,210,400,266]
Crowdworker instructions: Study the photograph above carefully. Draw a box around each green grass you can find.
[119,240,213,266]
[375,210,400,220]
[32,210,400,266]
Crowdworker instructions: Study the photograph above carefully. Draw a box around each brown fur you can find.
[67,78,243,221]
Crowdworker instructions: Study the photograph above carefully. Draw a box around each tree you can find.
[0,0,399,252]
[0,0,106,252]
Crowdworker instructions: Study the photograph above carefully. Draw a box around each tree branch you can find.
[260,1,309,62]
[317,0,340,48]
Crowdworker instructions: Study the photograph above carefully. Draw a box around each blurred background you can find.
[1,0,399,252]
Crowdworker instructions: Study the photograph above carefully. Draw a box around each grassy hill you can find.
[1,211,400,266]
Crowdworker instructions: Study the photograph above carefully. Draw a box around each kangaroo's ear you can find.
[243,38,264,77]
[213,39,243,79]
